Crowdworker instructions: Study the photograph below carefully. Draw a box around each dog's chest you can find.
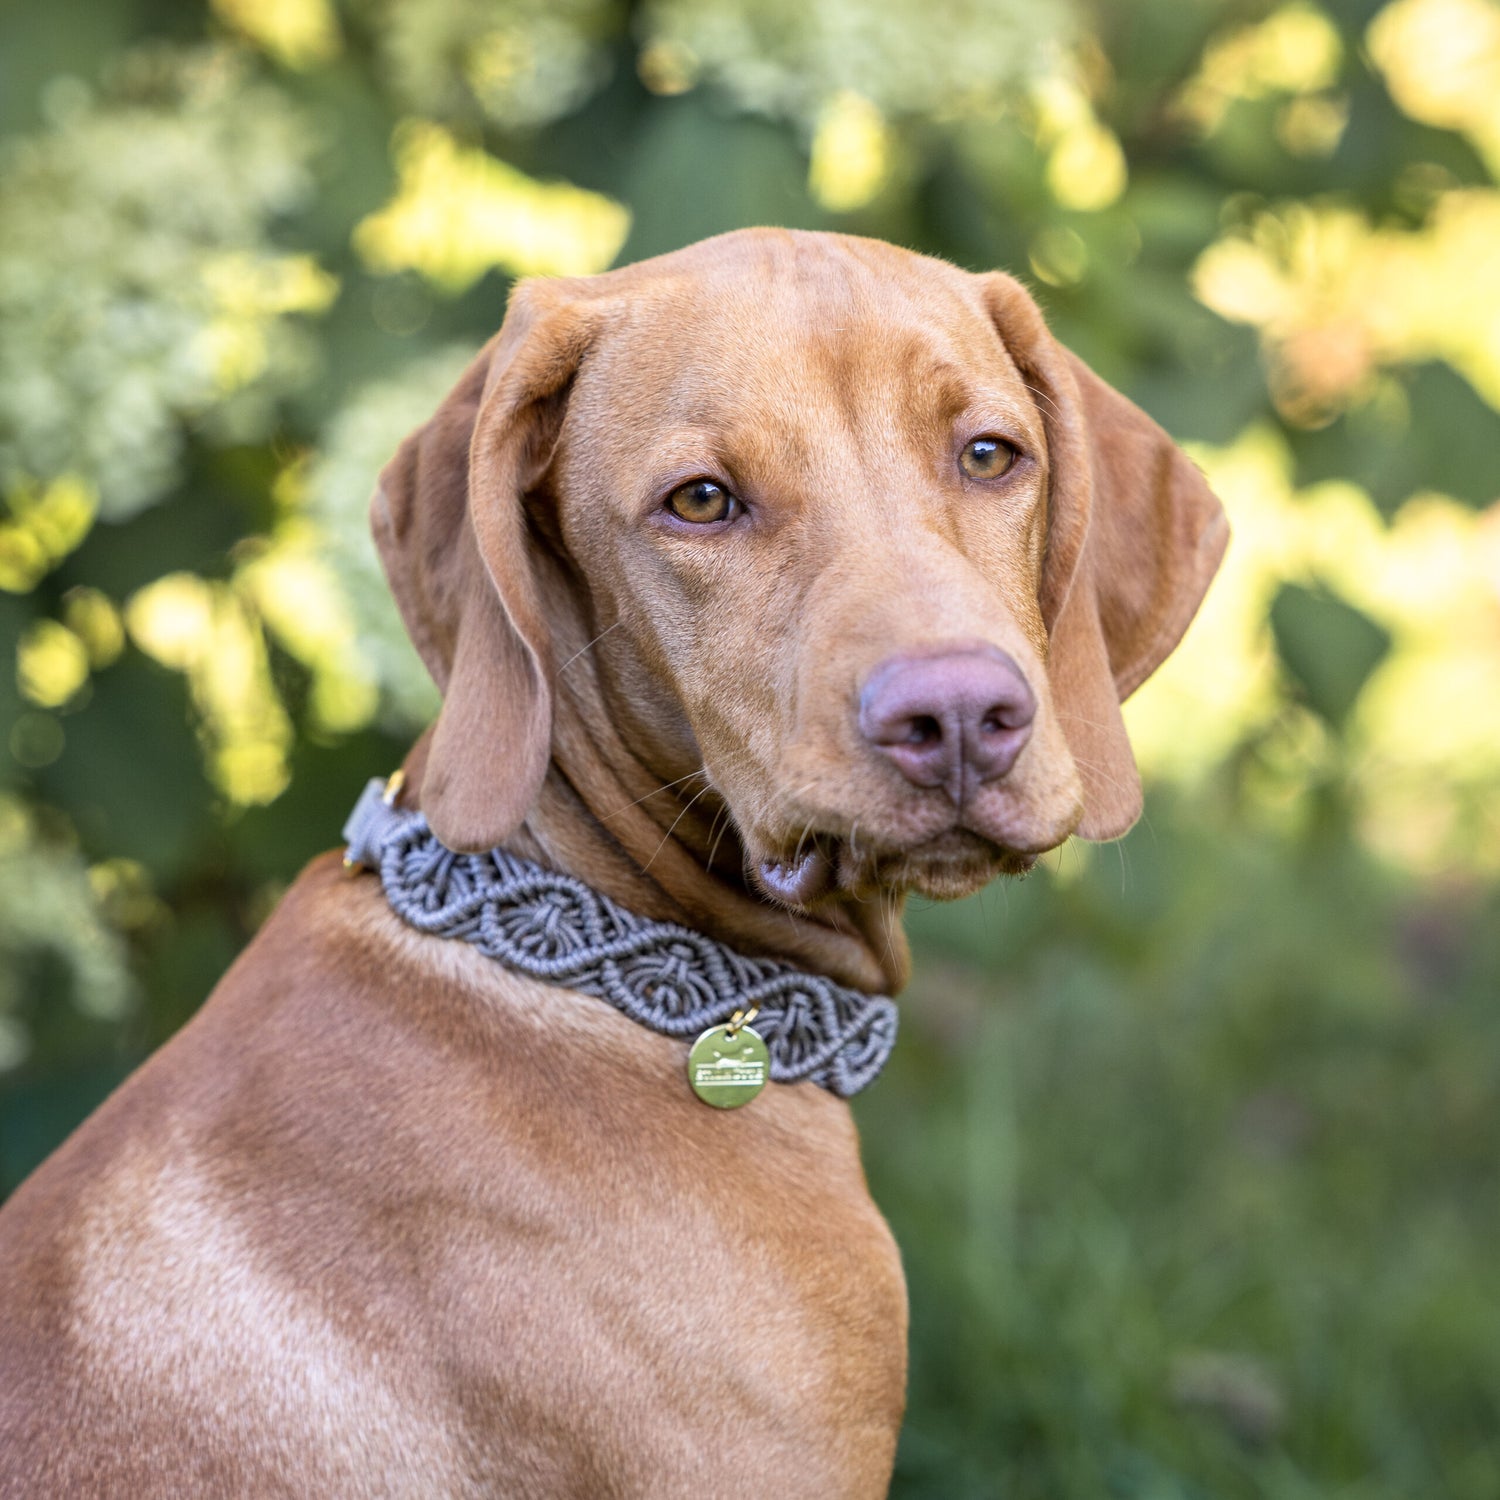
[426,1049,910,1497]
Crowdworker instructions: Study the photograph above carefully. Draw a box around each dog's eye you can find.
[959,437,1018,480]
[666,480,737,524]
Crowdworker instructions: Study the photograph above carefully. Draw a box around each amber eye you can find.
[665,479,736,524]
[960,436,1018,480]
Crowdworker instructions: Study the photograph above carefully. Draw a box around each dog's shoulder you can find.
[0,854,908,1496]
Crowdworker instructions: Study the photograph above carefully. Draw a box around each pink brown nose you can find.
[858,647,1036,803]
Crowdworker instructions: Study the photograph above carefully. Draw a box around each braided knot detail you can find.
[346,784,897,1099]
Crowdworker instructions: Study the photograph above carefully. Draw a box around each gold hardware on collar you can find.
[687,1016,769,1109]
[725,1005,760,1040]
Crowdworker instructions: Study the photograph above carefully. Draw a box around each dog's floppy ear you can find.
[981,273,1229,840]
[372,279,596,851]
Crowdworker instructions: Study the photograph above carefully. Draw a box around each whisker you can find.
[1063,751,1142,797]
[1022,381,1064,424]
[706,802,739,873]
[556,619,621,674]
[1053,711,1128,734]
[792,814,816,867]
[881,889,902,976]
[641,779,718,873]
[598,767,708,822]
[769,780,823,843]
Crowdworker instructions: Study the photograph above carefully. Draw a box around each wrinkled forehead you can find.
[571,238,1043,453]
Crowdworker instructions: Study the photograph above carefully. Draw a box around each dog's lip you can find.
[746,821,1047,908]
[862,826,1037,880]
[752,844,836,906]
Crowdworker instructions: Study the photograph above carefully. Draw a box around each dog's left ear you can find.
[981,273,1229,840]
[372,279,598,851]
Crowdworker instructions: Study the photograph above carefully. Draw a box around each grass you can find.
[857,793,1500,1499]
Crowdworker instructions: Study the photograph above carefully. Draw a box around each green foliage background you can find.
[2,0,1498,1494]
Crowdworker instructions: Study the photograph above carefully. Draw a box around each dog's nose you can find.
[858,647,1036,802]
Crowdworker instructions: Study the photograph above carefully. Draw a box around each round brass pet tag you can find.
[687,1022,769,1109]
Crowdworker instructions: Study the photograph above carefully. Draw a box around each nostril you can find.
[979,693,1035,738]
[906,715,942,746]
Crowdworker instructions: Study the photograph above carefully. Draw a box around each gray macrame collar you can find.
[342,777,898,1099]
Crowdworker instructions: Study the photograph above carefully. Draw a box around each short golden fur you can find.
[0,229,1225,1498]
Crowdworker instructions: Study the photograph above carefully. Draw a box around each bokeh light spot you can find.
[808,91,891,213]
[17,620,90,709]
[354,122,632,292]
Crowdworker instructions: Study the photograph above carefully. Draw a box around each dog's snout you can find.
[858,647,1036,802]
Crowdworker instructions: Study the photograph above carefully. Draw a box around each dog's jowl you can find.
[0,229,1226,1500]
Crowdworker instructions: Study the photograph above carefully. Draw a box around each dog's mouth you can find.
[749,826,1041,910]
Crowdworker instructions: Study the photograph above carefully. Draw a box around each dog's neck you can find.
[401,670,910,997]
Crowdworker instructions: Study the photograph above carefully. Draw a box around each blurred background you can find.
[1,0,1497,1492]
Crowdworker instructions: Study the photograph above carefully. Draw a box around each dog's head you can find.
[374,229,1226,913]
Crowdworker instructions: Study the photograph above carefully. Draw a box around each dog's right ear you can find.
[980,272,1228,843]
[372,280,597,852]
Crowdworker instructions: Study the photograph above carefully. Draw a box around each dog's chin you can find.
[748,827,1043,911]
[880,829,1039,900]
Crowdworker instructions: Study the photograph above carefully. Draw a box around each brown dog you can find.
[0,229,1225,1497]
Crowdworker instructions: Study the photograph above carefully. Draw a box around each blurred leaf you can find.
[0,594,25,789]
[136,905,244,1048]
[32,649,213,879]
[1270,580,1392,728]
[616,95,826,263]
[229,725,410,883]
[0,0,142,135]
[1289,363,1500,513]
[61,491,248,601]
[0,1056,136,1196]
[1404,363,1500,508]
